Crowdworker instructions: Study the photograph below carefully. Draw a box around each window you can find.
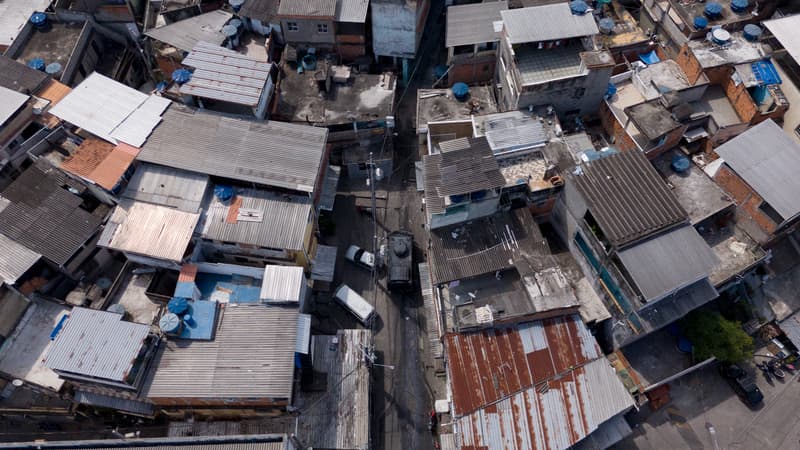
[287,22,299,32]
[759,201,784,224]
[317,23,329,33]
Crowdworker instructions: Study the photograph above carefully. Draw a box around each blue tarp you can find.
[639,50,661,65]
[752,60,781,86]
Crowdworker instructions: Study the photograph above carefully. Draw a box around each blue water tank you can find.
[159,313,182,334]
[171,68,192,84]
[27,58,45,71]
[730,0,748,13]
[452,82,469,101]
[301,54,317,71]
[605,82,617,99]
[183,314,196,327]
[214,184,235,202]
[743,24,762,41]
[229,0,245,12]
[45,63,61,76]
[677,336,693,353]
[704,2,723,19]
[693,16,708,29]
[671,154,691,172]
[30,12,49,30]
[168,297,190,315]
[598,18,615,35]
[570,0,589,15]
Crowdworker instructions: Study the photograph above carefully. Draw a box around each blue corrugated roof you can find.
[752,60,781,86]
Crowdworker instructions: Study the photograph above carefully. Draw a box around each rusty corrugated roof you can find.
[60,138,137,191]
[445,315,635,450]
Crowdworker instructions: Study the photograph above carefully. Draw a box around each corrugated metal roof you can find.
[423,137,506,214]
[181,42,273,107]
[123,163,211,213]
[239,0,280,22]
[74,389,155,416]
[44,308,150,382]
[715,119,800,223]
[446,315,634,450]
[201,188,311,250]
[100,200,200,262]
[446,1,508,47]
[144,10,233,52]
[260,265,306,303]
[429,209,547,285]
[297,330,370,449]
[48,73,170,146]
[277,0,336,17]
[765,15,800,66]
[311,244,337,282]
[0,166,102,266]
[486,123,547,154]
[60,138,138,191]
[2,435,288,449]
[295,313,311,354]
[0,85,29,125]
[335,0,369,23]
[0,0,52,47]
[0,233,40,285]
[780,310,800,350]
[144,304,298,400]
[318,165,341,212]
[617,225,718,303]
[137,105,328,193]
[500,4,599,44]
[0,54,49,94]
[419,262,444,359]
[571,150,688,248]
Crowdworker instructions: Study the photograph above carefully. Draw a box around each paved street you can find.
[615,363,800,450]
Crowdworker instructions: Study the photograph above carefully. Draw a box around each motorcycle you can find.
[429,410,438,434]
[768,360,786,380]
[757,362,773,382]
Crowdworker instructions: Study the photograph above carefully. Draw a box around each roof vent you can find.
[570,0,589,15]
[171,68,192,85]
[27,58,45,71]
[710,27,731,45]
[743,24,762,41]
[599,18,615,35]
[730,0,748,13]
[693,16,708,30]
[159,313,183,335]
[452,82,469,101]
[704,2,723,19]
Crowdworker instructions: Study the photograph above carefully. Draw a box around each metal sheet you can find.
[318,165,341,212]
[260,265,305,304]
[715,119,800,222]
[0,86,29,126]
[0,0,51,47]
[0,233,40,285]
[311,245,337,282]
[144,10,232,52]
[500,4,599,44]
[44,308,150,382]
[295,313,311,354]
[336,0,369,23]
[765,15,800,66]
[446,1,507,48]
[110,95,172,148]
[123,163,211,213]
[2,435,287,449]
[277,0,336,17]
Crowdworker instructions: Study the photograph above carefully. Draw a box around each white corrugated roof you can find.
[144,10,233,52]
[0,0,52,47]
[48,73,170,147]
[99,200,200,262]
[44,308,150,382]
[765,15,800,66]
[501,4,599,44]
[335,0,369,23]
[295,313,311,354]
[0,233,40,285]
[260,265,306,304]
[180,42,273,107]
[0,85,29,126]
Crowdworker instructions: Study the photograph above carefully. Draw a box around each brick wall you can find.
[721,72,756,123]
[599,102,638,151]
[714,164,777,235]
[676,44,703,85]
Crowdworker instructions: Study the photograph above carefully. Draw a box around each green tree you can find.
[681,311,754,363]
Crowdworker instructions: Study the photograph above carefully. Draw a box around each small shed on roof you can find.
[260,265,307,305]
[715,119,800,225]
[446,1,508,48]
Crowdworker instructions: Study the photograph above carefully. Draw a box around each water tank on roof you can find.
[223,24,239,48]
[570,0,589,15]
[452,82,469,101]
[183,314,196,327]
[45,63,61,77]
[598,18,615,35]
[730,0,748,13]
[159,313,183,335]
[605,82,617,99]
[168,297,190,316]
[301,54,317,71]
[743,24,762,41]
[693,16,708,30]
[171,68,192,85]
[229,0,245,12]
[229,18,243,31]
[30,12,49,30]
[671,154,691,173]
[107,304,126,316]
[710,27,731,45]
[704,2,723,19]
[213,184,235,203]
[27,58,45,71]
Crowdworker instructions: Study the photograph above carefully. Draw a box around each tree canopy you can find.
[681,311,754,364]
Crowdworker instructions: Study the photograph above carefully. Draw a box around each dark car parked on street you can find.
[387,230,413,291]
[720,363,764,407]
